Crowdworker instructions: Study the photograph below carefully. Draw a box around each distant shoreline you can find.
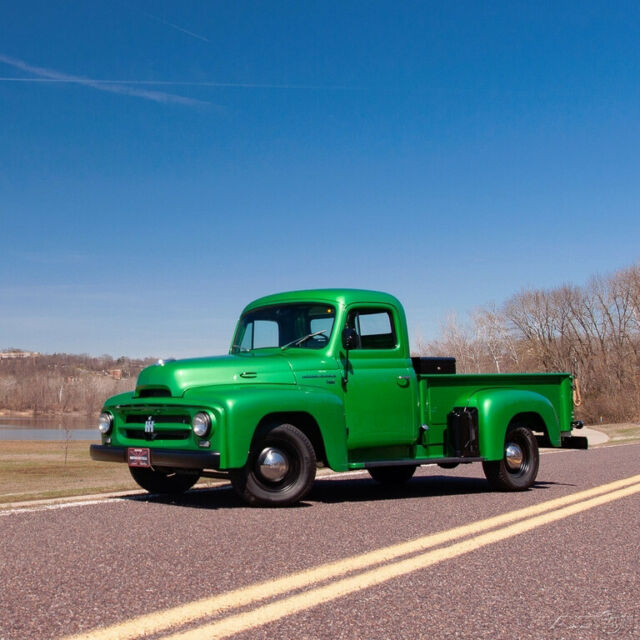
[0,409,93,419]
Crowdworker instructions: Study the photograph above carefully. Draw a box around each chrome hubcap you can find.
[257,447,289,482]
[505,443,524,470]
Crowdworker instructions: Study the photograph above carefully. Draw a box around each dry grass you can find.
[0,441,138,503]
[589,422,640,444]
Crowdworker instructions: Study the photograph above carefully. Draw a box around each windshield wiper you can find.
[231,344,251,353]
[280,330,327,351]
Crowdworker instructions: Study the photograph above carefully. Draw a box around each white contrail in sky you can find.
[0,53,208,106]
[137,8,210,43]
[0,75,357,91]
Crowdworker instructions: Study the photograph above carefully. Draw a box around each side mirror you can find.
[342,327,359,350]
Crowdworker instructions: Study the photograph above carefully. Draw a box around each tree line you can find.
[0,353,155,415]
[418,262,640,424]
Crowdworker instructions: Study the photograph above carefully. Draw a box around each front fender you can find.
[464,388,561,460]
[183,385,348,470]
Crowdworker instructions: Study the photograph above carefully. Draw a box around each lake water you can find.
[0,416,99,441]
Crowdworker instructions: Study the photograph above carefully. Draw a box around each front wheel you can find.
[129,466,200,494]
[230,423,316,507]
[483,426,539,491]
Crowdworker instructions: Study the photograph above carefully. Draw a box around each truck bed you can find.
[415,370,574,458]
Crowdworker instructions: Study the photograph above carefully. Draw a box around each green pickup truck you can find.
[90,289,586,506]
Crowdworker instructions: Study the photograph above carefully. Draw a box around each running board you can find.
[364,456,484,469]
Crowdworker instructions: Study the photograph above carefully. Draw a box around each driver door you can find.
[342,306,417,449]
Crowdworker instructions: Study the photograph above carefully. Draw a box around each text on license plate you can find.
[128,447,151,468]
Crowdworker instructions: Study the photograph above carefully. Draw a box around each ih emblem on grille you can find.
[144,416,155,434]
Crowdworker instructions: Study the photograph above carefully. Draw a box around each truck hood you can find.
[135,354,296,397]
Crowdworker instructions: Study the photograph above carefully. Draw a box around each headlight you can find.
[98,412,113,434]
[192,412,211,437]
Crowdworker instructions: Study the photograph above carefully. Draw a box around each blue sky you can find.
[1,1,639,358]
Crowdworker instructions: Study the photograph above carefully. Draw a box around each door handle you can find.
[397,375,410,387]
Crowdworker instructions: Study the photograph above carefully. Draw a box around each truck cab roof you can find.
[242,289,403,313]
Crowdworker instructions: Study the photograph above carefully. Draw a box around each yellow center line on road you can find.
[63,474,640,640]
[160,481,640,640]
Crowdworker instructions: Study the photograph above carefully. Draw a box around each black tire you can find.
[129,466,200,494]
[483,425,539,491]
[368,465,416,486]
[230,423,316,507]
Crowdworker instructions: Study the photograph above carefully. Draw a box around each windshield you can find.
[232,303,336,352]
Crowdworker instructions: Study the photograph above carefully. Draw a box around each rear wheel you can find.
[368,465,416,486]
[483,425,539,491]
[230,423,316,507]
[129,466,200,494]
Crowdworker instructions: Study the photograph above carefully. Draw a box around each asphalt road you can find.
[1,443,639,640]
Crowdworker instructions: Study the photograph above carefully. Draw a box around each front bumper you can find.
[90,445,221,470]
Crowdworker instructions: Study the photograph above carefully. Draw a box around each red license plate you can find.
[128,447,151,468]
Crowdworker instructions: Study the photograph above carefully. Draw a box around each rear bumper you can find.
[560,435,589,450]
[89,445,221,470]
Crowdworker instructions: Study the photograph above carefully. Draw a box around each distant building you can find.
[107,369,123,380]
[0,350,40,359]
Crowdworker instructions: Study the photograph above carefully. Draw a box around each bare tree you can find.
[419,261,640,423]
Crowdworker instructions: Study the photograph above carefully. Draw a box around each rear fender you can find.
[464,389,561,460]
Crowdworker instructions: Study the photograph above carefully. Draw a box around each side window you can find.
[239,323,253,351]
[346,308,397,349]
